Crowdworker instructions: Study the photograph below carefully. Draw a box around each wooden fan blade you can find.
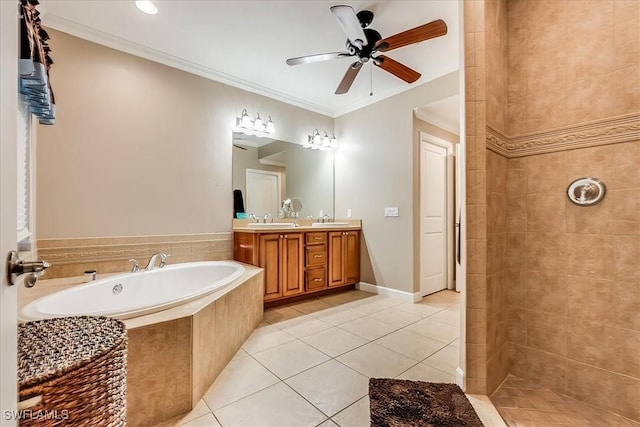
[335,62,363,94]
[375,19,447,52]
[286,52,352,66]
[331,5,368,47]
[374,55,421,83]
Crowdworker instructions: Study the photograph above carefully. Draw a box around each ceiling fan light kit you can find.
[286,5,447,95]
[234,109,275,138]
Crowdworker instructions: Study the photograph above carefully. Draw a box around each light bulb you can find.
[265,116,275,133]
[312,129,321,145]
[330,134,337,148]
[240,109,251,128]
[321,132,330,146]
[253,113,263,131]
[135,1,158,15]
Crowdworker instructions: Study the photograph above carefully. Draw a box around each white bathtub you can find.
[20,261,245,320]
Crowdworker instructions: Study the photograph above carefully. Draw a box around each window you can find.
[17,95,32,250]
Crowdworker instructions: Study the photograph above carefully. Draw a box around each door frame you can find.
[245,168,282,217]
[1,0,19,421]
[419,131,455,295]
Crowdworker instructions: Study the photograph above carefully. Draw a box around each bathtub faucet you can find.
[144,252,171,271]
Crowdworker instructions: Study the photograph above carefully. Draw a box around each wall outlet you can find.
[347,208,352,218]
[384,207,399,217]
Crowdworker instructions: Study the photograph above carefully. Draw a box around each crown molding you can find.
[43,14,334,117]
[487,113,640,158]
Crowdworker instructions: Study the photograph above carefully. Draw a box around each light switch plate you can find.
[384,207,399,217]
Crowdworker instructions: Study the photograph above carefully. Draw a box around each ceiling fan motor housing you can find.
[346,28,382,60]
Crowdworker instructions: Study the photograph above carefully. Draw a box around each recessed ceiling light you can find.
[135,1,158,15]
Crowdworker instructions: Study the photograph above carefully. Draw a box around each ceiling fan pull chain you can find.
[369,62,374,96]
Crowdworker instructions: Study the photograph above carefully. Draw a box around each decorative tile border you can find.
[487,113,640,157]
[37,233,232,279]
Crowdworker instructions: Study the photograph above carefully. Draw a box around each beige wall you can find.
[334,71,459,293]
[37,30,333,238]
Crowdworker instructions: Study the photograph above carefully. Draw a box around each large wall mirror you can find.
[232,132,334,219]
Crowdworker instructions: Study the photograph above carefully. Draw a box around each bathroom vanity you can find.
[233,220,361,305]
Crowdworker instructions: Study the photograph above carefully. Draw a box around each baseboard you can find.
[456,367,465,389]
[356,282,422,303]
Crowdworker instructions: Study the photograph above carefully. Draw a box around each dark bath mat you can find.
[369,378,484,427]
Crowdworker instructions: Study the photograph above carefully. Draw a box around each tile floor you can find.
[491,375,640,427]
[154,289,505,427]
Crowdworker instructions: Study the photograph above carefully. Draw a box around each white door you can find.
[245,169,281,218]
[420,133,454,296]
[1,1,19,422]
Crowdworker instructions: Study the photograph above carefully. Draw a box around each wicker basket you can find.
[18,316,127,427]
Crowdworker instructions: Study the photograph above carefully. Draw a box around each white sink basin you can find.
[247,222,296,229]
[311,222,351,228]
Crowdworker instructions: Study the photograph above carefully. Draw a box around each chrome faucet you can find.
[322,214,331,223]
[129,259,140,272]
[143,252,170,271]
[263,213,272,223]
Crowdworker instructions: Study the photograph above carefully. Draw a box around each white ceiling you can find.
[415,95,460,135]
[41,0,460,117]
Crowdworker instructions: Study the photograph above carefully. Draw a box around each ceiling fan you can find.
[286,5,447,95]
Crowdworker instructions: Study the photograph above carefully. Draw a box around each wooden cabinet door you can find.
[259,234,282,301]
[282,233,304,297]
[328,231,345,287]
[343,231,360,284]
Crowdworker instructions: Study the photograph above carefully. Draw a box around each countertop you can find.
[232,218,361,233]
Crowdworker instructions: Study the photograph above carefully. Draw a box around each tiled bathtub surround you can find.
[37,233,232,278]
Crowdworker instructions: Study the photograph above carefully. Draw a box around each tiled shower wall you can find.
[466,0,640,414]
[506,143,640,421]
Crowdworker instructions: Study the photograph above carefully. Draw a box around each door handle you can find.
[6,251,50,287]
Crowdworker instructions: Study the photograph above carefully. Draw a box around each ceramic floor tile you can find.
[253,339,330,379]
[286,360,369,417]
[394,302,444,317]
[396,362,457,383]
[173,400,212,426]
[290,298,334,314]
[213,382,327,427]
[263,306,306,325]
[332,395,370,427]
[429,306,460,326]
[179,413,221,427]
[241,324,296,354]
[301,326,369,357]
[467,394,508,427]
[404,317,460,343]
[231,348,248,361]
[338,317,398,341]
[365,307,422,328]
[374,328,445,361]
[318,420,339,427]
[422,344,459,375]
[311,307,363,326]
[365,295,405,308]
[336,342,416,378]
[274,314,332,338]
[421,290,460,307]
[202,356,280,410]
[347,301,388,316]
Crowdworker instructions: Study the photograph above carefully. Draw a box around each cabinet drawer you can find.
[306,232,327,244]
[305,245,326,267]
[305,268,327,292]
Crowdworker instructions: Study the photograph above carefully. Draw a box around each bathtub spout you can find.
[144,252,170,271]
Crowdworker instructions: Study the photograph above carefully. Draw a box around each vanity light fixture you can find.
[305,129,337,151]
[135,0,158,15]
[235,109,275,138]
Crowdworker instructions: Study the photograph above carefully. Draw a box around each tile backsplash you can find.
[37,233,232,279]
